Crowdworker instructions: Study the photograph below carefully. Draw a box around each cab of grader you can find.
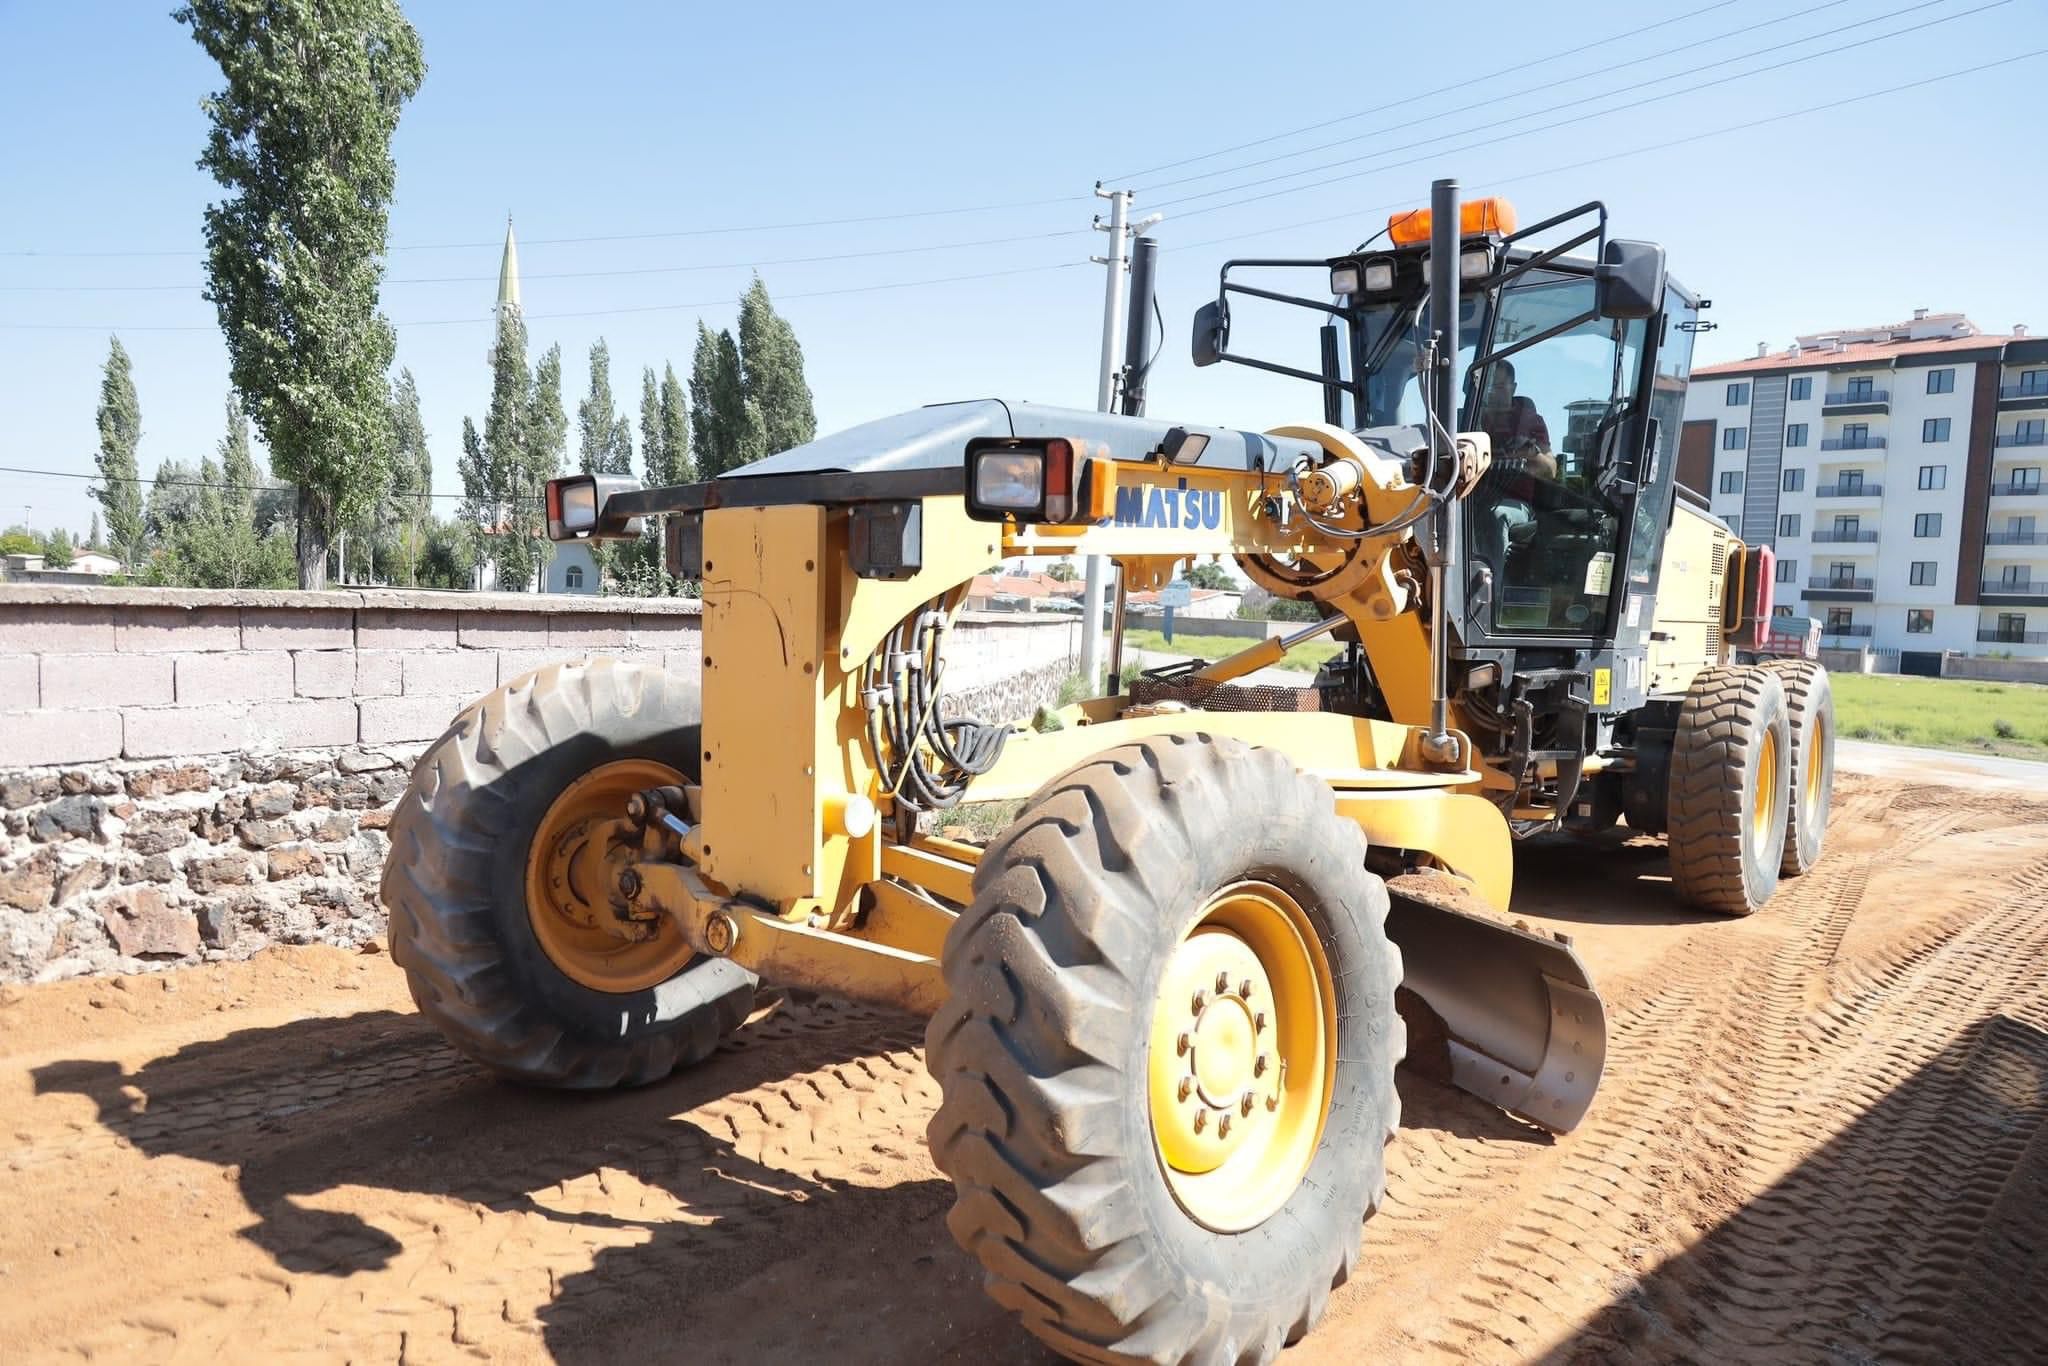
[381,179,1833,1365]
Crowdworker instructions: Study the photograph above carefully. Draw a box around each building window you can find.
[1785,423,1808,448]
[1842,423,1871,448]
[1926,368,1955,395]
[1906,609,1934,634]
[1910,561,1938,586]
[1923,417,1951,443]
[1837,470,1864,494]
[1918,465,1946,491]
[2000,564,2033,589]
[1783,466,1805,491]
[1789,376,1812,401]
[1779,513,1801,537]
[1726,382,1750,405]
[564,563,585,590]
[1826,608,1854,632]
[2020,419,2047,445]
[1775,604,1794,617]
[2021,370,2048,396]
[1914,512,1942,537]
[1997,613,2028,642]
[1776,557,1797,583]
[1847,376,1875,400]
[1719,470,1744,493]
[2015,468,2043,493]
[1833,515,1860,537]
[1723,427,1747,451]
[1827,561,1857,586]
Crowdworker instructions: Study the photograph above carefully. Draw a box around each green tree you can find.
[737,277,816,456]
[689,323,760,478]
[457,322,561,593]
[86,512,103,551]
[176,0,425,589]
[41,528,76,569]
[1184,561,1235,591]
[0,527,38,556]
[417,518,475,590]
[1046,560,1079,583]
[384,368,432,585]
[93,336,145,569]
[146,460,204,546]
[217,394,257,522]
[577,339,632,475]
[658,362,691,484]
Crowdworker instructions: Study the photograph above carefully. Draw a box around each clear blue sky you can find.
[2,0,2043,536]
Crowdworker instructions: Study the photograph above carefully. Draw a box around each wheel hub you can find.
[1147,884,1333,1232]
[525,758,695,994]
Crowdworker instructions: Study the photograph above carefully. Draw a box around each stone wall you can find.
[0,587,1077,984]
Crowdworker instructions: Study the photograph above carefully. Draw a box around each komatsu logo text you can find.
[1111,478,1224,531]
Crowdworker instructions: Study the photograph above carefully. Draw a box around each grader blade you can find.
[1385,872,1607,1134]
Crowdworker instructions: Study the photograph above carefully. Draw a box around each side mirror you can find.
[1191,299,1228,367]
[1595,239,1666,320]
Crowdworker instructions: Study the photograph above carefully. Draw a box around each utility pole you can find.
[1082,185,1131,692]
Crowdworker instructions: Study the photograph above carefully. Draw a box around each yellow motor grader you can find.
[382,180,1832,1363]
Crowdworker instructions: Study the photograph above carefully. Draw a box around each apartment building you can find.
[1678,312,2048,659]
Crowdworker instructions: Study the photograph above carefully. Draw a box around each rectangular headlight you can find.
[1329,263,1361,296]
[973,451,1044,510]
[560,481,599,531]
[1361,259,1396,293]
[1459,246,1492,282]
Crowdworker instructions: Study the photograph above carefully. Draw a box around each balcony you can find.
[1983,583,2039,598]
[1815,482,1883,498]
[1808,575,1874,590]
[1994,433,2047,448]
[1811,528,1879,543]
[1990,482,2046,496]
[1819,436,1886,451]
[1823,387,1890,415]
[1823,624,1874,640]
[1978,629,2048,644]
[1986,531,2048,545]
[1999,383,2048,404]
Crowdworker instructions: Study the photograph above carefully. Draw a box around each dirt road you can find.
[3,773,2045,1364]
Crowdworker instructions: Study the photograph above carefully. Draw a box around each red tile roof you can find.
[967,572,1081,599]
[1692,333,2024,378]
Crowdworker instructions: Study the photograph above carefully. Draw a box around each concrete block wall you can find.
[0,587,1078,983]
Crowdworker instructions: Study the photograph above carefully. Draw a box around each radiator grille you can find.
[1128,678,1325,712]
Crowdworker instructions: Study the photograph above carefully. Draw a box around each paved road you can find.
[1835,738,2048,791]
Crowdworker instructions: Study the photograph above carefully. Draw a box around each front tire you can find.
[1666,665,1792,916]
[382,657,755,1088]
[1757,659,1834,876]
[925,734,1402,1364]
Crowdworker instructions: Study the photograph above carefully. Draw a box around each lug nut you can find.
[1254,1053,1269,1077]
[1215,971,1231,995]
[1193,1110,1207,1134]
[1218,1114,1232,1139]
[1191,989,1207,1015]
[1240,1093,1255,1116]
[1239,979,1254,999]
[1176,1031,1191,1056]
[1266,1093,1280,1111]
[1254,1011,1268,1033]
[1177,1077,1193,1102]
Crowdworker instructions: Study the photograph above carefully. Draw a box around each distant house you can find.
[1126,586,1242,620]
[0,549,125,585]
[964,570,1083,612]
[545,542,599,595]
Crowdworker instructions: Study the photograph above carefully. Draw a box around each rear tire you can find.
[925,734,1402,1364]
[1757,660,1834,876]
[382,657,755,1088]
[1666,665,1791,917]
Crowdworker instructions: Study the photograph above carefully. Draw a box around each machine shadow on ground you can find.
[1510,829,1727,927]
[1536,1011,2048,1364]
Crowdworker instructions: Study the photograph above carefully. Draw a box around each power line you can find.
[0,464,489,502]
[1104,0,1745,183]
[1166,45,2048,256]
[0,194,1090,261]
[0,257,1092,333]
[0,226,1092,295]
[1131,0,1863,194]
[1158,0,2011,220]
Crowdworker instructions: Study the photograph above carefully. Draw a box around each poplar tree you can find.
[385,369,431,584]
[219,395,257,522]
[738,277,817,455]
[577,339,633,476]
[93,336,145,569]
[176,0,425,588]
[658,361,692,484]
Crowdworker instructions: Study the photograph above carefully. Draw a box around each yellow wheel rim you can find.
[1147,881,1335,1232]
[1804,712,1827,813]
[1752,727,1780,862]
[525,758,693,994]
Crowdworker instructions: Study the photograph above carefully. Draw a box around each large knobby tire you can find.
[1666,665,1792,916]
[1758,659,1835,876]
[383,657,755,1087]
[925,734,1402,1365]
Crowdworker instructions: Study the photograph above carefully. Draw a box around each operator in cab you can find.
[1474,359,1559,562]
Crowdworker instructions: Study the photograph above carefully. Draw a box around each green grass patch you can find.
[1831,672,2048,761]
[1122,629,1342,674]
